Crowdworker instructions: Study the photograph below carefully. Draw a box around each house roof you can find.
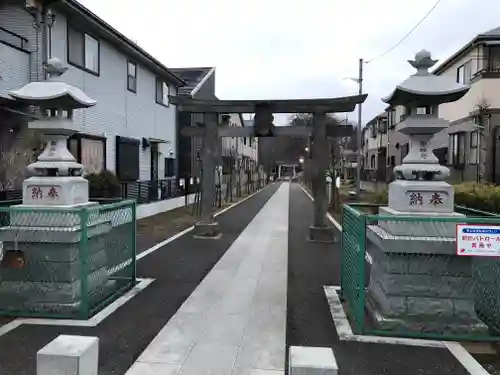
[433,25,500,75]
[53,0,185,87]
[366,112,387,126]
[170,67,215,96]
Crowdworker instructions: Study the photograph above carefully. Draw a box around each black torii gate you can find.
[170,94,367,242]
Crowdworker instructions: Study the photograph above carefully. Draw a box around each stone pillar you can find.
[193,113,220,238]
[309,112,335,243]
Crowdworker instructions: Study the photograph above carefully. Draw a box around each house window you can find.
[389,156,396,166]
[68,27,99,74]
[488,47,500,72]
[456,61,472,84]
[156,79,169,106]
[116,136,139,181]
[401,143,409,160]
[165,158,175,177]
[370,155,376,169]
[67,134,106,174]
[378,119,388,133]
[469,131,478,165]
[450,132,466,167]
[127,61,137,93]
[388,110,396,128]
[81,137,105,174]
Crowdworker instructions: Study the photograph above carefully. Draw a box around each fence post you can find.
[357,213,366,334]
[131,201,137,284]
[79,208,90,319]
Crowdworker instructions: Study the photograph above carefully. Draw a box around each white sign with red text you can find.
[456,225,500,257]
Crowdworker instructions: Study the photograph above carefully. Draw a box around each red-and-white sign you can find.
[456,224,500,257]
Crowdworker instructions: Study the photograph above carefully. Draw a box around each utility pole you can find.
[355,58,363,196]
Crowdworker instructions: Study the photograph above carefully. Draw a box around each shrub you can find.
[86,170,121,198]
[454,182,500,214]
[357,182,500,214]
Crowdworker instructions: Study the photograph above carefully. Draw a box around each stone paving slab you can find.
[127,183,290,375]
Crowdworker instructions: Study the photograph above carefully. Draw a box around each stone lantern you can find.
[365,50,488,334]
[381,50,469,230]
[0,59,114,315]
[8,60,96,208]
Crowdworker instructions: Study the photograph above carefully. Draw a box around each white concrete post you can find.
[37,335,99,375]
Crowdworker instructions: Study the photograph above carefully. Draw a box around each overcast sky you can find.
[79,0,500,125]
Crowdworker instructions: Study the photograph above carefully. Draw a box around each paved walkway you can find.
[0,184,280,375]
[126,183,289,375]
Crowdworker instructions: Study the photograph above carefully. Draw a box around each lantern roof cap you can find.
[382,49,470,106]
[9,81,96,109]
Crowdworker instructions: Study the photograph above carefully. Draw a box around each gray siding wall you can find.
[0,3,43,90]
[49,11,178,180]
[0,44,30,95]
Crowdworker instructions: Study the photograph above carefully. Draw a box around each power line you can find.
[366,0,442,64]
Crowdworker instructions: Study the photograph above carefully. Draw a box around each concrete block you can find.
[406,296,454,316]
[289,346,338,375]
[37,335,98,375]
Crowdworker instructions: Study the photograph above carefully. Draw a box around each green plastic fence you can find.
[341,203,500,341]
[0,200,136,319]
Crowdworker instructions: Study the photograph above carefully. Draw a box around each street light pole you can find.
[356,58,364,196]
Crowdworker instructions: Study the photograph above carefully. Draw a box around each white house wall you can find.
[436,46,500,122]
[49,12,177,180]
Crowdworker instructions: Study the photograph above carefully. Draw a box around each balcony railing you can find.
[0,27,29,52]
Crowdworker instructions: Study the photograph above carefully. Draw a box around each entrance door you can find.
[150,143,159,200]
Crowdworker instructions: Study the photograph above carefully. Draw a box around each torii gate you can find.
[170,95,367,242]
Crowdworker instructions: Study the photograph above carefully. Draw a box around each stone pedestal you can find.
[0,204,116,315]
[193,221,221,239]
[37,335,99,375]
[308,226,336,243]
[366,225,488,335]
[378,206,464,237]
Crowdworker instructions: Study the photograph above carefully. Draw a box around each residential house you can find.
[340,140,357,180]
[0,0,184,201]
[363,113,389,181]
[170,67,216,182]
[432,26,500,184]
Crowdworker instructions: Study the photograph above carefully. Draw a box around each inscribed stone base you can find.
[193,221,221,239]
[366,226,490,335]
[378,206,464,238]
[388,180,454,213]
[308,226,336,243]
[23,176,89,206]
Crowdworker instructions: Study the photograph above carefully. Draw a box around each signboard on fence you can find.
[456,225,500,257]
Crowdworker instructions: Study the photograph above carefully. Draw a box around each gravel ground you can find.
[286,183,469,375]
[0,183,280,375]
